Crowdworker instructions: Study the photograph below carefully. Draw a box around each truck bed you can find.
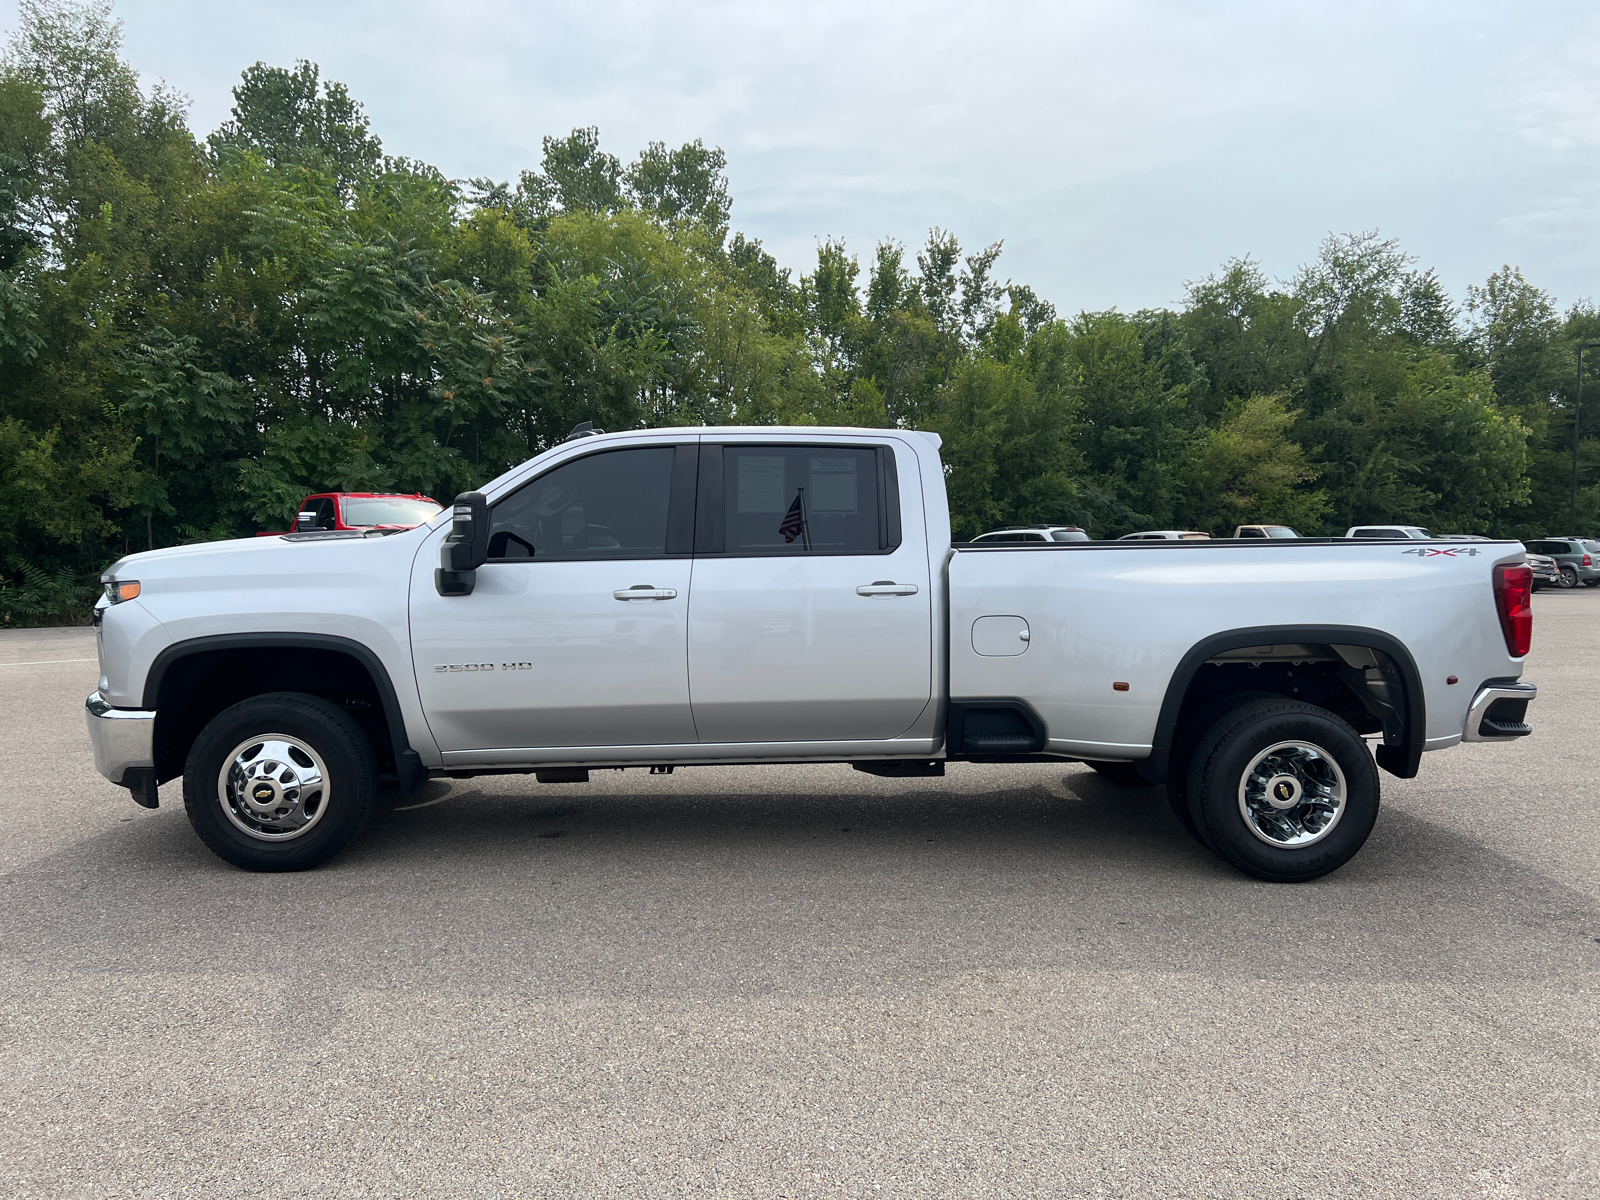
[946,537,1527,764]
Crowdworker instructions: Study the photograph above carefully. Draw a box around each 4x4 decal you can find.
[1402,547,1479,557]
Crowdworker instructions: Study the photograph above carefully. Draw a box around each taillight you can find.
[1493,563,1533,657]
[1585,555,1593,567]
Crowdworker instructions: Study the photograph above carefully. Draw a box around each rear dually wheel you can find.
[1184,698,1379,882]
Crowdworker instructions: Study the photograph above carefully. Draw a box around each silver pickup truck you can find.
[87,425,1536,882]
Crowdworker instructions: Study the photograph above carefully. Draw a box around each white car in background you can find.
[1234,525,1300,538]
[972,524,1090,543]
[1347,525,1432,539]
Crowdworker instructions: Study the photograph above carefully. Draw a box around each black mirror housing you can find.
[445,491,489,570]
[435,490,489,596]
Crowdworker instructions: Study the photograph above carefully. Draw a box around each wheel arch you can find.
[1141,624,1426,784]
[144,633,423,794]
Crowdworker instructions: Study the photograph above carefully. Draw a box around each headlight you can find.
[103,579,141,603]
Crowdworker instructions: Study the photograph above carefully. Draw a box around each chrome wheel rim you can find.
[1236,740,1346,848]
[217,734,330,842]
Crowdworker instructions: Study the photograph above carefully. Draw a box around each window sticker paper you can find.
[808,456,858,512]
[737,455,787,513]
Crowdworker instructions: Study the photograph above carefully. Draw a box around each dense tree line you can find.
[1,1,1597,622]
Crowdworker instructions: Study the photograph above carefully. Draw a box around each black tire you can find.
[1184,698,1379,882]
[183,692,378,872]
[1585,579,1599,588]
[1164,690,1281,848]
[1086,760,1151,787]
[1559,566,1578,588]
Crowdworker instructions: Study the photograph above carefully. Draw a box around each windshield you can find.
[341,497,442,527]
[1265,526,1299,538]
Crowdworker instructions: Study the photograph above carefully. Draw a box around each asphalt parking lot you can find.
[3,595,1598,1199]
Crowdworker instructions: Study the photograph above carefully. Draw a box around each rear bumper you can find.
[85,691,155,784]
[1462,681,1536,742]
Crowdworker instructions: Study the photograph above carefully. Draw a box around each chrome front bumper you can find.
[85,691,155,784]
[1462,681,1536,742]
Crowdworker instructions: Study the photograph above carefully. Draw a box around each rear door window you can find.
[713,445,889,555]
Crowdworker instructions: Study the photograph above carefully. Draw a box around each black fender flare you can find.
[143,632,425,794]
[1139,624,1426,784]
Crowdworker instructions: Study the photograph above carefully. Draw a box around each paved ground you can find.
[1,596,1597,1199]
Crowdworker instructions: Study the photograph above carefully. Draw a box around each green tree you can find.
[118,327,244,548]
[624,138,731,242]
[518,126,623,219]
[1180,394,1327,534]
[208,59,382,191]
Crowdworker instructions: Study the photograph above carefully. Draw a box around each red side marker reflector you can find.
[1112,681,1130,692]
[1447,675,1458,685]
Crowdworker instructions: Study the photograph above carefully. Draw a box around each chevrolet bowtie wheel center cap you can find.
[1264,774,1303,810]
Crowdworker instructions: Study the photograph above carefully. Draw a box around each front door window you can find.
[487,447,676,561]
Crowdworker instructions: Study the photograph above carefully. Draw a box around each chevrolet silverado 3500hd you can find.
[86,426,1537,882]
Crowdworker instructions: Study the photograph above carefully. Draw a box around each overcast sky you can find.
[9,0,1598,315]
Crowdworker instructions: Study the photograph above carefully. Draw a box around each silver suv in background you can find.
[1524,538,1600,588]
[1347,525,1432,539]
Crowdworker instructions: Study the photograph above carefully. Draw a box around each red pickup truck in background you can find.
[257,492,443,535]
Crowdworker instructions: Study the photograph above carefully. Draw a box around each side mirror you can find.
[435,491,489,596]
[295,510,318,532]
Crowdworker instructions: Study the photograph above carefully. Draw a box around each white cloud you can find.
[5,0,1597,309]
[1494,17,1600,151]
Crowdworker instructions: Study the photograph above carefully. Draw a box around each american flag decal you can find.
[778,492,805,543]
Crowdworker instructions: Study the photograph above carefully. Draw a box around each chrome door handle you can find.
[856,581,919,597]
[613,586,678,601]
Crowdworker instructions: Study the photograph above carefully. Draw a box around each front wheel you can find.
[183,692,378,871]
[1184,698,1379,882]
[1559,566,1578,588]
